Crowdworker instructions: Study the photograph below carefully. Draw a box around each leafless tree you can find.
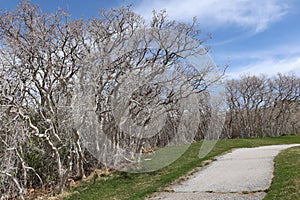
[0,1,86,196]
[0,1,225,198]
[224,74,300,138]
[73,8,225,170]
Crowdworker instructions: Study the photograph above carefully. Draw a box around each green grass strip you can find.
[66,135,300,200]
[264,146,300,200]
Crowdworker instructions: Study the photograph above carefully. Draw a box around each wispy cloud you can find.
[227,56,300,79]
[215,41,300,62]
[221,42,300,78]
[134,0,290,33]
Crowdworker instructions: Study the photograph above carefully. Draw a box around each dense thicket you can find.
[0,2,222,198]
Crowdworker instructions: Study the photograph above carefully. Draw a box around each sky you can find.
[1,0,300,79]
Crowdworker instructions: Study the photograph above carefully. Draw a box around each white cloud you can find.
[134,0,290,33]
[227,56,300,79]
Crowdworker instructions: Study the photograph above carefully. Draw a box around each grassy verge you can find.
[264,146,300,200]
[66,135,300,200]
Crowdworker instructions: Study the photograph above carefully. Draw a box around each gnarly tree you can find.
[0,2,225,198]
[0,1,86,196]
[73,8,224,170]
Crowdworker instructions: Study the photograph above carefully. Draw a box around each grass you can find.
[66,135,300,200]
[264,145,300,200]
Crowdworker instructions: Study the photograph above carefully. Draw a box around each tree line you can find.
[222,74,300,138]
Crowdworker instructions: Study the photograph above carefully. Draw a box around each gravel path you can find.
[148,144,300,200]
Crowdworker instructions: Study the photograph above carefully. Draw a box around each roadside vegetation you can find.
[65,135,300,200]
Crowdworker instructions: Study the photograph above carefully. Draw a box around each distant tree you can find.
[224,74,300,138]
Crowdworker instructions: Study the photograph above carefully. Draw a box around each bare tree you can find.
[224,74,300,138]
[72,8,224,170]
[0,1,86,195]
[0,2,225,198]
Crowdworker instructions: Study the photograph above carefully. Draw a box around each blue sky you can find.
[1,0,300,78]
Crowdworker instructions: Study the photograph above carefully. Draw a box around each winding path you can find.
[149,144,300,200]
